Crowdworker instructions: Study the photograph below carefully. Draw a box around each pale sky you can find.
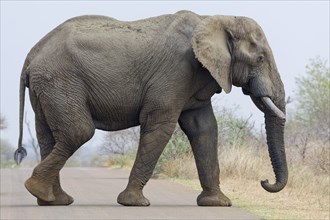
[1,1,329,149]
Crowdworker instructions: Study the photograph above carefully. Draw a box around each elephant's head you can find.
[192,16,288,193]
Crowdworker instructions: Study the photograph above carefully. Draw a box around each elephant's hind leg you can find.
[34,117,74,206]
[24,144,76,202]
[25,94,95,204]
[25,130,95,203]
[37,176,74,206]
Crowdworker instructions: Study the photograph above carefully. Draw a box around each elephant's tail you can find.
[14,74,28,165]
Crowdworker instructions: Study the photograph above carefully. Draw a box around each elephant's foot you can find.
[117,188,150,206]
[25,176,55,202]
[37,190,74,206]
[197,190,232,206]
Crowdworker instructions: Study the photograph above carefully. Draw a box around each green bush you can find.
[286,57,330,175]
[295,57,329,130]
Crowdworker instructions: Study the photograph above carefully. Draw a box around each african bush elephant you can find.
[17,10,288,206]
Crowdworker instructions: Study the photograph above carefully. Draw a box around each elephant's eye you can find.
[257,55,264,64]
[250,42,257,48]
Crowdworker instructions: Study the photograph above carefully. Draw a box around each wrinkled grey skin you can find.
[18,10,288,206]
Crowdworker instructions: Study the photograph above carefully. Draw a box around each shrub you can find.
[216,106,259,149]
[286,57,330,175]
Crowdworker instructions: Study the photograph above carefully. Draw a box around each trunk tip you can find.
[261,179,286,193]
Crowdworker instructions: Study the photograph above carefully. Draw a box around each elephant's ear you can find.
[192,16,234,93]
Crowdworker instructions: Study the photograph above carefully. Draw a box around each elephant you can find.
[16,10,288,206]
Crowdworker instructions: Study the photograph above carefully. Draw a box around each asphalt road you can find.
[1,167,261,220]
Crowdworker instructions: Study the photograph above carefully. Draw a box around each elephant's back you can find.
[46,11,198,51]
[23,11,199,72]
[27,14,177,69]
[61,14,175,44]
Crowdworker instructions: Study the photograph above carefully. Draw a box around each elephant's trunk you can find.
[261,110,288,193]
[250,95,288,192]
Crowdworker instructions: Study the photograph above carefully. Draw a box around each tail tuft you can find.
[14,147,27,165]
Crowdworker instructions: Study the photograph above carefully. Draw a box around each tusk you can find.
[261,97,286,120]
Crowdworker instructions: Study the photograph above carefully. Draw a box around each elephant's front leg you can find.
[117,110,177,206]
[179,104,232,206]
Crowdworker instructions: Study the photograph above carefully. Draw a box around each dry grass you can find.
[220,146,329,219]
[153,154,198,179]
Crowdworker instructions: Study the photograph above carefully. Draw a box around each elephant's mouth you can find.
[241,82,251,95]
[242,87,250,95]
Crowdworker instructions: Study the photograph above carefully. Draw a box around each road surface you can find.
[1,167,261,220]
